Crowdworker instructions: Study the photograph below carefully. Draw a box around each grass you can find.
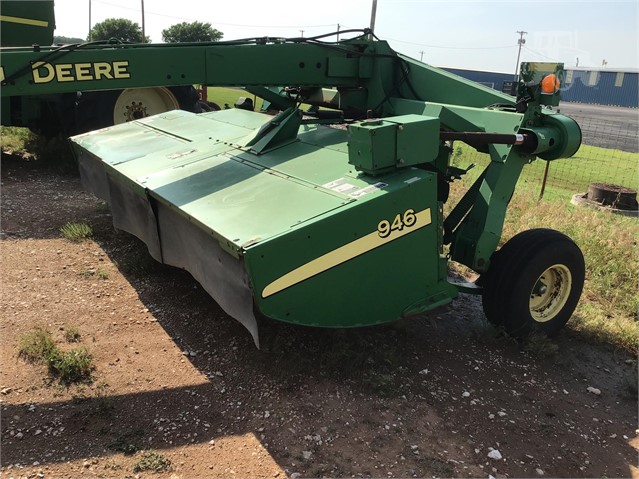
[0,126,77,171]
[48,348,93,383]
[94,382,115,416]
[80,269,109,280]
[205,87,264,111]
[109,429,145,455]
[64,326,81,343]
[18,327,57,362]
[502,190,637,352]
[132,451,171,473]
[451,142,638,201]
[60,222,93,242]
[0,126,33,154]
[448,147,639,352]
[17,327,93,384]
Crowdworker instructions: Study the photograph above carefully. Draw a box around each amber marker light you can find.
[541,74,560,94]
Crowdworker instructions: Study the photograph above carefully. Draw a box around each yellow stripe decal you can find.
[262,208,431,298]
[0,15,49,28]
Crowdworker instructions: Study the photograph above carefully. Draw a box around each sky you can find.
[53,0,638,73]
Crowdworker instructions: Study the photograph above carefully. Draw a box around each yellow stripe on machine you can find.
[0,15,49,28]
[262,208,431,298]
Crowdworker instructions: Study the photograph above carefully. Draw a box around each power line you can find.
[93,0,336,29]
[521,45,561,62]
[373,35,514,50]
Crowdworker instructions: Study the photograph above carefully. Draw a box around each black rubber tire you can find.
[480,228,585,337]
[75,89,121,133]
[198,100,221,112]
[168,86,201,113]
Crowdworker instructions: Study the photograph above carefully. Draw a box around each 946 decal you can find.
[377,208,417,238]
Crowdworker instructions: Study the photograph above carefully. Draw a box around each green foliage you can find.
[94,382,115,416]
[60,222,93,242]
[23,134,77,172]
[89,18,148,43]
[450,142,638,199]
[206,87,263,111]
[0,127,75,168]
[132,451,172,473]
[18,328,57,363]
[109,430,145,455]
[0,126,33,154]
[80,269,109,280]
[17,328,93,383]
[53,35,84,45]
[48,347,93,383]
[162,21,223,43]
[448,158,638,352]
[499,190,638,352]
[64,326,81,343]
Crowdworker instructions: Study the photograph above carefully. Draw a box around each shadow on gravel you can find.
[1,155,108,241]
[3,161,637,478]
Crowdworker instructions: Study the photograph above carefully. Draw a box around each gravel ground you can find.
[1,155,637,478]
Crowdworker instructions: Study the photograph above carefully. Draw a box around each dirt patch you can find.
[1,156,637,478]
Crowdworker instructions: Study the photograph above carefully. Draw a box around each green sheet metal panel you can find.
[0,0,55,47]
[245,167,456,327]
[141,151,351,248]
[71,108,457,331]
[71,109,269,166]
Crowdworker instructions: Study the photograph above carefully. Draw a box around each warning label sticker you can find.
[323,178,387,198]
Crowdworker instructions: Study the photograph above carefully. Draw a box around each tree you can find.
[88,18,149,43]
[161,22,223,43]
[53,35,85,45]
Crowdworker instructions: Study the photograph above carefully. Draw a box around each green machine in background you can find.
[0,28,584,346]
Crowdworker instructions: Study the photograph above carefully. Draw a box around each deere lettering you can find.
[31,61,131,83]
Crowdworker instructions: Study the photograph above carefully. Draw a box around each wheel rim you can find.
[113,87,180,124]
[529,264,572,322]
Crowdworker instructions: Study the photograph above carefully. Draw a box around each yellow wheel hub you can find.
[113,87,180,124]
[529,264,572,322]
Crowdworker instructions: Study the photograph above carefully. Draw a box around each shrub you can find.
[132,451,172,473]
[60,222,93,242]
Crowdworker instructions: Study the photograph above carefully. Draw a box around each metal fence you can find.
[451,114,638,200]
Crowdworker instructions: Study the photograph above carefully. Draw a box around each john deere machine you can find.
[1,1,585,347]
[0,0,201,136]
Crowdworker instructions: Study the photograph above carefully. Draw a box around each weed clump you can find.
[48,347,93,383]
[64,326,81,342]
[18,328,57,362]
[523,332,559,358]
[132,451,171,473]
[17,327,93,383]
[60,222,93,242]
[94,382,115,416]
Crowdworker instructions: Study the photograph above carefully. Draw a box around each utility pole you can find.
[88,0,92,41]
[369,0,377,39]
[576,57,579,67]
[419,50,424,62]
[336,24,340,42]
[601,59,607,68]
[300,29,305,38]
[514,30,527,81]
[141,0,145,42]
